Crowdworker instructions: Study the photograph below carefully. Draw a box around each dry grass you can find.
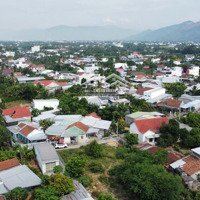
[58,144,120,198]
[5,100,31,108]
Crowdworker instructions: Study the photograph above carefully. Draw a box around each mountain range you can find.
[0,25,134,41]
[0,21,200,42]
[128,21,200,42]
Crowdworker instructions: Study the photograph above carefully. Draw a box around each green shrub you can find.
[98,175,110,185]
[116,147,130,159]
[88,162,104,173]
[5,187,28,200]
[98,192,116,200]
[85,141,104,158]
[78,176,93,188]
[53,165,63,173]
[65,156,86,178]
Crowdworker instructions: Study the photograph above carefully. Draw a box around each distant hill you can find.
[0,25,135,41]
[127,21,200,42]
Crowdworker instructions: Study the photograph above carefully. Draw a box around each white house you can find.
[31,46,40,53]
[114,63,128,70]
[84,64,99,74]
[189,66,199,77]
[143,87,166,100]
[130,117,168,145]
[34,142,61,175]
[171,66,183,77]
[32,99,59,111]
[3,51,15,57]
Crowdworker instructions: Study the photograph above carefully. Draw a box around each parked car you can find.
[55,143,68,149]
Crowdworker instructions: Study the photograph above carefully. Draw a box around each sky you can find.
[0,0,200,31]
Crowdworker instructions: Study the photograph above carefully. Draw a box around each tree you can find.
[34,186,59,200]
[0,150,16,161]
[85,141,104,158]
[157,119,180,147]
[152,150,168,165]
[98,192,116,200]
[39,119,54,132]
[5,187,28,200]
[164,83,186,98]
[124,133,138,147]
[78,176,93,188]
[32,108,41,117]
[49,174,75,196]
[88,162,104,173]
[65,156,86,178]
[185,112,200,128]
[118,118,127,133]
[110,154,185,200]
[185,128,200,148]
[0,125,11,150]
[53,165,63,173]
[13,145,34,163]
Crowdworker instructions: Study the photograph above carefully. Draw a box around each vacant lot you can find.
[58,144,124,199]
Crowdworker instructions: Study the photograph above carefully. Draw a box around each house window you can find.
[45,162,56,172]
[81,135,84,139]
[149,138,153,143]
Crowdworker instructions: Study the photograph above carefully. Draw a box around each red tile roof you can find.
[67,122,89,132]
[33,80,55,86]
[0,158,20,171]
[136,87,153,95]
[147,146,158,155]
[86,112,101,119]
[135,117,169,134]
[167,153,181,165]
[157,98,182,109]
[183,156,200,176]
[18,123,26,128]
[20,125,35,136]
[33,80,67,87]
[2,106,31,119]
[57,82,67,86]
[30,64,45,68]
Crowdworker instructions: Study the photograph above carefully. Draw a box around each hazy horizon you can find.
[0,0,200,31]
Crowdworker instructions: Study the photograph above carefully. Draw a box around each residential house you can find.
[17,76,45,83]
[156,98,183,111]
[46,113,111,144]
[130,116,168,145]
[29,64,45,73]
[171,66,183,77]
[135,87,170,103]
[33,80,68,92]
[34,142,62,175]
[2,106,31,126]
[8,122,47,144]
[0,158,41,194]
[170,147,200,190]
[185,54,195,62]
[125,111,164,125]
[188,66,199,77]
[31,46,40,53]
[32,99,59,111]
[61,122,89,144]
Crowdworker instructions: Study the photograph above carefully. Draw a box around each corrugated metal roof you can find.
[62,180,94,200]
[0,165,41,193]
[34,142,59,162]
